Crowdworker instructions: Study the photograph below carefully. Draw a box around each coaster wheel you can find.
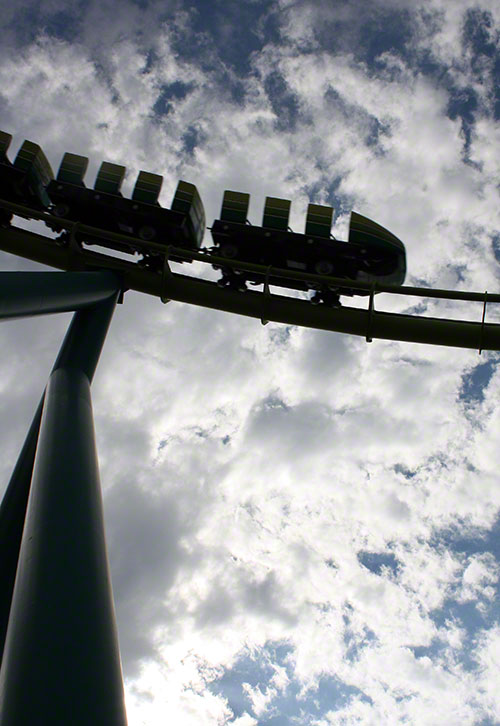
[139,225,156,241]
[315,259,334,276]
[52,202,71,218]
[220,243,238,259]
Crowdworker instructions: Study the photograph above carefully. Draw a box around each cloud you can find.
[472,624,500,718]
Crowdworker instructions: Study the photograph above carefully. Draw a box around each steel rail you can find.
[1,218,500,351]
[2,197,500,303]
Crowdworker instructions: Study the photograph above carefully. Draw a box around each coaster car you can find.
[0,131,54,224]
[0,129,405,299]
[46,153,205,263]
[210,191,406,303]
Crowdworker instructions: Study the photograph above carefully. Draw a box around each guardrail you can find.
[1,198,499,352]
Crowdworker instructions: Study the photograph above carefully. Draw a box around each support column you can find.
[0,291,127,725]
[0,276,122,668]
[0,399,43,663]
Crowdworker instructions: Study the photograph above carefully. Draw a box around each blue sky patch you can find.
[435,518,500,564]
[310,5,414,68]
[264,72,301,132]
[358,550,400,577]
[6,3,85,45]
[459,359,498,404]
[152,81,194,117]
[210,642,370,724]
[182,125,204,156]
[300,177,354,223]
[447,85,478,157]
[179,0,279,76]
[463,8,497,67]
[358,8,413,66]
[393,463,417,479]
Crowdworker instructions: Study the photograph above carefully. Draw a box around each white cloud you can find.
[472,624,500,718]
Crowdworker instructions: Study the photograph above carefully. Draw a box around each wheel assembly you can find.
[53,203,70,218]
[220,243,238,259]
[314,259,334,275]
[139,225,156,241]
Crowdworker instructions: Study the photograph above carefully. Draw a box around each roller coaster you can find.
[1,129,500,351]
[1,129,500,726]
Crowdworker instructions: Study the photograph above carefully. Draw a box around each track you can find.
[1,198,499,352]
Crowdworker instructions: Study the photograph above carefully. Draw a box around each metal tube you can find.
[0,270,121,321]
[0,294,127,725]
[0,398,43,666]
[51,289,120,381]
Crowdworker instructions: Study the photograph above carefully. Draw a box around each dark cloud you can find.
[244,395,337,461]
[242,571,297,625]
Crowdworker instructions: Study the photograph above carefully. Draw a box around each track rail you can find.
[1,198,499,351]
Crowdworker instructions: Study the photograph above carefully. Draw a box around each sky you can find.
[1,0,500,724]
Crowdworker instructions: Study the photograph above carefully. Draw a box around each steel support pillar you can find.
[0,399,43,663]
[0,271,123,664]
[0,286,127,725]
